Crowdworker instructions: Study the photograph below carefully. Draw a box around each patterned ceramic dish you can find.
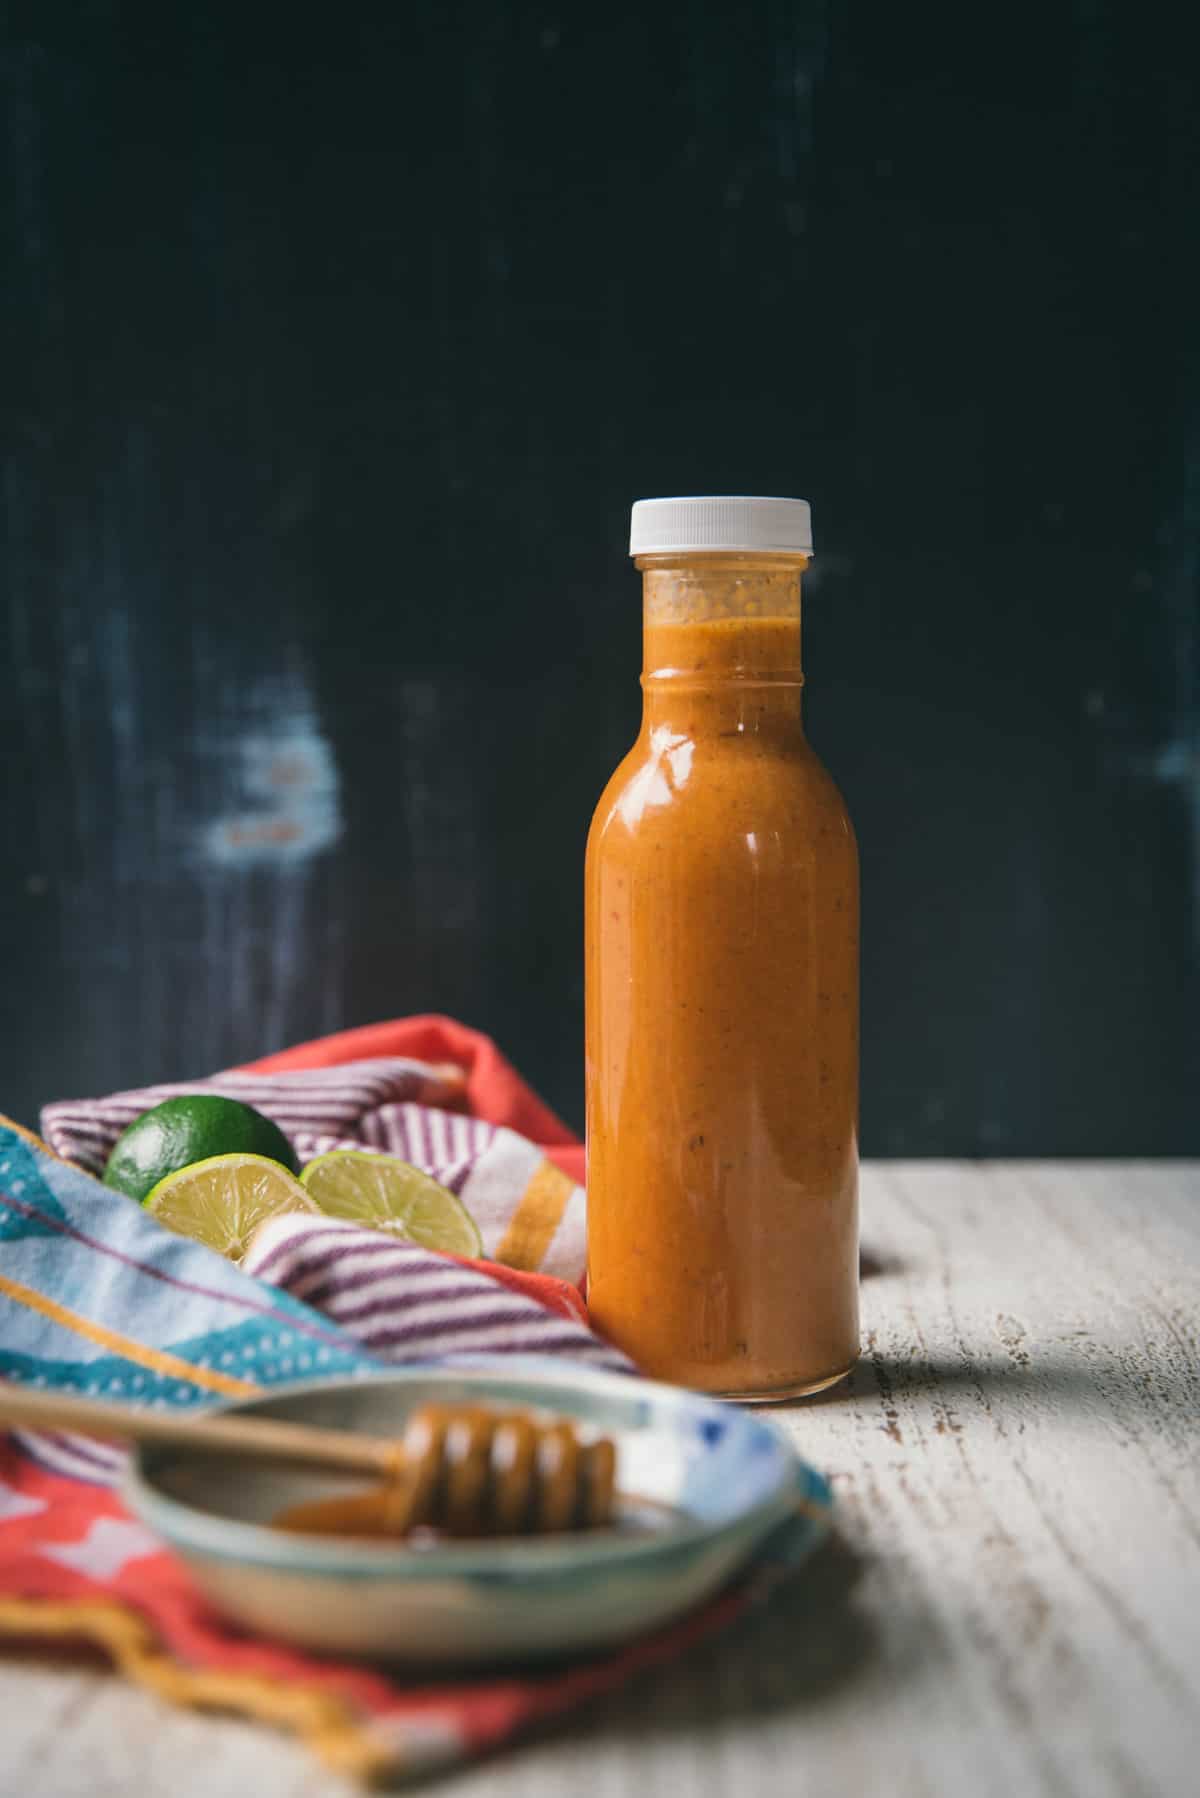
[123,1360,832,1666]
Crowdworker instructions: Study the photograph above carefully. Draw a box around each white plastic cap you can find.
[629,495,813,558]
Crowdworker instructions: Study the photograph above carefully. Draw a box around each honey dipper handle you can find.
[0,1381,396,1477]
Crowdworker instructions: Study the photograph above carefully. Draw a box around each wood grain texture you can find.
[2,1163,1197,1797]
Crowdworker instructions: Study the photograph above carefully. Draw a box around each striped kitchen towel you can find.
[42,1015,589,1283]
[241,1216,625,1375]
[26,1013,624,1489]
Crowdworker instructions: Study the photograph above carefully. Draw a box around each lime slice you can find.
[299,1151,483,1257]
[144,1153,320,1261]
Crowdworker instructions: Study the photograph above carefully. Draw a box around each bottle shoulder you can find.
[587,726,856,858]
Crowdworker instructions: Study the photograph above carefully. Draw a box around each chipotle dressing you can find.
[585,500,859,1399]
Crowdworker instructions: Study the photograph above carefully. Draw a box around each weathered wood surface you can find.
[2,1162,1198,1796]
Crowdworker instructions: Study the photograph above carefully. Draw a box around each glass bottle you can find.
[585,496,859,1399]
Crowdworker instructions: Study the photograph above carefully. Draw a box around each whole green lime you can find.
[102,1094,300,1203]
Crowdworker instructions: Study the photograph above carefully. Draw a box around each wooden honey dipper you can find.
[0,1385,618,1541]
[274,1404,617,1539]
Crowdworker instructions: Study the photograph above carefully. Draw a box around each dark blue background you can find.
[3,1,1197,1150]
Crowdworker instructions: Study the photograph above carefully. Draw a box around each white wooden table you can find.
[3,1163,1198,1797]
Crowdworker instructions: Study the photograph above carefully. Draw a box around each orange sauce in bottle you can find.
[585,515,859,1400]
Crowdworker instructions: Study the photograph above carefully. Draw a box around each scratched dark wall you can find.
[3,1,1197,1152]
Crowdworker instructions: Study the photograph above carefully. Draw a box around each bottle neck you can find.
[638,554,806,733]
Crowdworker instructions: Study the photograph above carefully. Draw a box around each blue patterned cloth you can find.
[0,1118,372,1477]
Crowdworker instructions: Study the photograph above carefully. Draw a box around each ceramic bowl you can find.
[123,1359,832,1666]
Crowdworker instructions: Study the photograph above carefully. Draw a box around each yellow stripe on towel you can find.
[0,1273,257,1400]
[0,1598,393,1782]
[494,1160,577,1271]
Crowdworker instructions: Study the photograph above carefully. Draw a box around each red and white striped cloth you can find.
[42,1043,589,1285]
[34,1018,634,1475]
[243,1216,627,1372]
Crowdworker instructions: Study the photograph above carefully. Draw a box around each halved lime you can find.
[144,1153,319,1261]
[103,1094,299,1204]
[299,1150,483,1257]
